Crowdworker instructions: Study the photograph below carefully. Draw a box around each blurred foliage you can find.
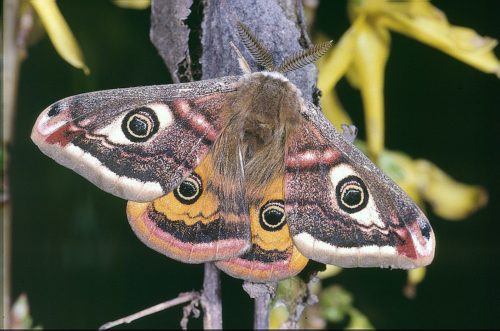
[112,0,150,10]
[317,285,373,329]
[317,265,343,279]
[355,141,489,220]
[10,294,42,329]
[26,0,151,74]
[269,276,374,329]
[269,277,308,328]
[1,147,4,198]
[315,0,500,159]
[30,0,89,74]
[403,267,426,299]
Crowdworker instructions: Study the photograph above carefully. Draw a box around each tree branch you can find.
[200,0,318,102]
[201,262,223,329]
[254,295,271,330]
[98,291,200,330]
[150,2,224,328]
[150,0,193,83]
[243,282,277,329]
[3,1,37,328]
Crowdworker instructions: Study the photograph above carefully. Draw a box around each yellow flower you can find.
[318,0,499,159]
[112,0,150,10]
[30,0,89,74]
[355,141,488,220]
[403,267,426,299]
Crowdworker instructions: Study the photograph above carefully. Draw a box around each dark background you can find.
[9,0,500,328]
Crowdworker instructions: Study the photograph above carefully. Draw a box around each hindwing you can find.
[127,153,251,263]
[216,176,308,282]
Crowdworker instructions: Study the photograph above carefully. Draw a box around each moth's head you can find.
[236,22,332,74]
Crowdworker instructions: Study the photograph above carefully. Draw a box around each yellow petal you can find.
[317,16,365,92]
[317,265,343,279]
[316,27,359,130]
[269,302,289,329]
[350,21,390,160]
[403,267,427,299]
[379,6,500,77]
[356,141,488,220]
[112,0,151,10]
[376,146,424,207]
[30,0,89,74]
[346,308,374,329]
[414,160,488,220]
[408,266,426,285]
[320,89,353,131]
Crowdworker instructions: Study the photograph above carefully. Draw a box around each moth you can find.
[31,23,435,282]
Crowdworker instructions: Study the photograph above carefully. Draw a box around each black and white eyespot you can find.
[259,200,286,232]
[173,173,203,205]
[329,164,385,228]
[96,103,173,145]
[121,107,160,142]
[336,175,368,213]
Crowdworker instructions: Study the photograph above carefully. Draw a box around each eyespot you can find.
[173,173,203,205]
[259,200,286,232]
[121,107,160,142]
[336,175,369,213]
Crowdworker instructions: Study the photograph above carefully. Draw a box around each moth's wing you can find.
[31,76,240,202]
[126,153,251,263]
[285,117,435,269]
[216,176,308,281]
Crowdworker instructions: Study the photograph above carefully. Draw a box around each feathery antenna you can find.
[236,22,275,71]
[277,41,333,73]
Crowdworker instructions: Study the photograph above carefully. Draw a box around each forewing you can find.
[285,119,435,269]
[31,76,239,202]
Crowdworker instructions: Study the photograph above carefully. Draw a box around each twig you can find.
[181,296,201,330]
[98,291,200,330]
[3,0,35,328]
[150,2,224,328]
[201,262,223,329]
[254,293,272,330]
[243,282,277,330]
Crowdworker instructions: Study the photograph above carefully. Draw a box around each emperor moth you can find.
[31,23,434,282]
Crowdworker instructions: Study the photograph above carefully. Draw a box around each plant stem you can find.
[254,292,271,330]
[98,291,200,330]
[201,262,223,329]
[3,0,22,327]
